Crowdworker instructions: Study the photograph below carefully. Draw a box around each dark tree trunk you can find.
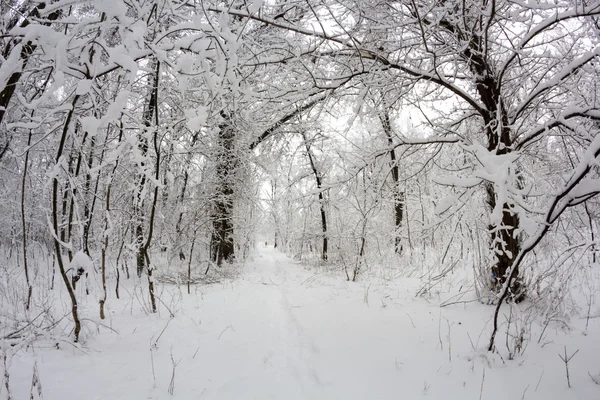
[135,61,159,278]
[424,11,527,300]
[101,119,124,318]
[302,132,327,261]
[485,176,524,300]
[52,97,81,342]
[318,192,328,261]
[133,61,160,313]
[21,127,32,310]
[470,52,524,300]
[82,135,95,256]
[380,109,404,254]
[210,114,236,266]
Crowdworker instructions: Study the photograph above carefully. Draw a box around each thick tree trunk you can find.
[485,182,524,300]
[210,115,236,266]
[478,104,524,300]
[462,32,525,301]
[210,193,235,266]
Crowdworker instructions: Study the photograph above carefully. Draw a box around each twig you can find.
[3,352,13,400]
[535,370,544,391]
[363,284,371,306]
[405,312,416,328]
[81,318,118,334]
[153,293,175,318]
[520,384,530,400]
[479,367,486,400]
[558,346,579,388]
[168,348,180,395]
[467,332,476,350]
[445,317,452,362]
[438,309,443,351]
[30,361,42,399]
[1,312,45,340]
[218,324,233,340]
[154,317,173,346]
[149,335,157,388]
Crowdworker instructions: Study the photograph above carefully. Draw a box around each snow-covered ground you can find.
[4,246,600,399]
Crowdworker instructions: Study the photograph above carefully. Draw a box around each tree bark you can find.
[136,61,160,313]
[52,96,81,342]
[135,61,160,279]
[21,128,32,310]
[210,114,236,266]
[441,10,524,300]
[302,132,327,261]
[380,109,404,254]
[100,121,124,319]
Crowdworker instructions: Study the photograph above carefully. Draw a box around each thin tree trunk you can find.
[21,128,32,310]
[82,134,97,256]
[380,109,404,254]
[187,234,196,295]
[100,129,119,319]
[140,61,161,313]
[135,60,160,282]
[302,132,327,261]
[353,236,366,282]
[65,126,88,266]
[52,96,82,342]
[20,70,53,309]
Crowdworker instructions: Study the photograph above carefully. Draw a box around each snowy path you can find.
[204,248,325,398]
[7,246,600,399]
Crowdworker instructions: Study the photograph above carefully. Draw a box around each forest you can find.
[1,0,600,399]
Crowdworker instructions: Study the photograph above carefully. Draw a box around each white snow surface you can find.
[6,247,600,399]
